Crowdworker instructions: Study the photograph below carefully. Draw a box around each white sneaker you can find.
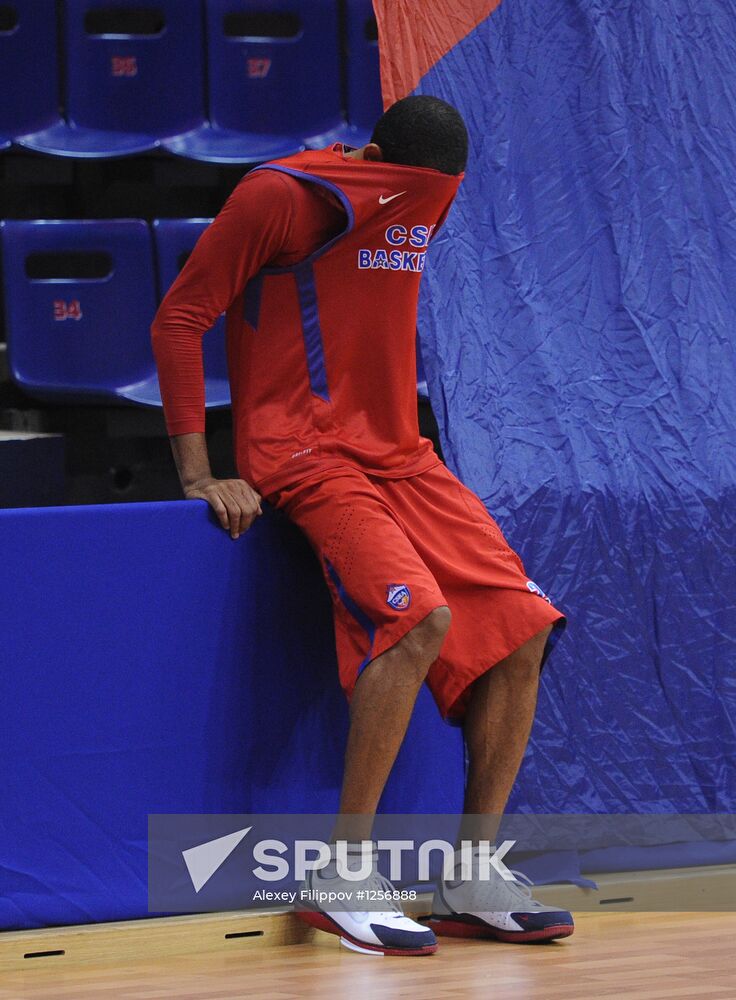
[296,843,437,956]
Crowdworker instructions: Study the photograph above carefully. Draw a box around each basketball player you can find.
[152,96,573,956]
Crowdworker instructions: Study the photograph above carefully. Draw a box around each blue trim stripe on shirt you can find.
[250,164,355,265]
[243,274,263,330]
[249,164,356,400]
[294,262,330,402]
[324,558,376,675]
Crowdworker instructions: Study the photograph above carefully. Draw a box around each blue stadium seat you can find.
[0,0,62,148]
[0,219,162,404]
[152,219,231,408]
[17,0,205,159]
[343,0,383,148]
[165,0,346,164]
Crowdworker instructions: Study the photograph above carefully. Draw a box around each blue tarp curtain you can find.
[376,0,736,813]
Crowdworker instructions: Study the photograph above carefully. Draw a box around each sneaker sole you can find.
[426,916,574,943]
[296,910,438,956]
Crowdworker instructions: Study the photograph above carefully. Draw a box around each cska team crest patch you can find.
[386,584,412,610]
[526,580,552,604]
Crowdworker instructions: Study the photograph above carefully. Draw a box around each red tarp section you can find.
[374,0,501,105]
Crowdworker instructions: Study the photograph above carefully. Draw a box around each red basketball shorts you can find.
[270,462,565,723]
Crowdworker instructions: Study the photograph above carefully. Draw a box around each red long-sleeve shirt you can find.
[152,146,460,495]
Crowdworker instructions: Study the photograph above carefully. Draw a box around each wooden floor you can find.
[2,912,735,1000]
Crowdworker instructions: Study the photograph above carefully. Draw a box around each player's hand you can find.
[184,477,262,539]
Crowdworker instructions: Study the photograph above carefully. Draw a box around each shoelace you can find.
[360,868,404,916]
[503,869,545,909]
[445,865,541,909]
[313,861,405,917]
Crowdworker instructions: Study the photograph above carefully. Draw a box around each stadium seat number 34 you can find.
[53,300,83,321]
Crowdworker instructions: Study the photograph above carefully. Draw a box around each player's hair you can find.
[371,95,468,176]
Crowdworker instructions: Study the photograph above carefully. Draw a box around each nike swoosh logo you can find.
[379,191,407,205]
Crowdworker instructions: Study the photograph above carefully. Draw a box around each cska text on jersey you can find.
[358,223,437,271]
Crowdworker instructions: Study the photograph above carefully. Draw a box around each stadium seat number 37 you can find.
[247,58,271,78]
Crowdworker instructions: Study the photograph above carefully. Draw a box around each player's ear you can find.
[362,143,384,162]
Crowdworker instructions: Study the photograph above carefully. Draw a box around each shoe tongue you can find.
[446,844,501,883]
[335,841,378,860]
[452,844,498,866]
[321,841,378,875]
[461,843,497,856]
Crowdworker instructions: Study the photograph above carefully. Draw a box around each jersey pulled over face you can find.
[153,145,462,496]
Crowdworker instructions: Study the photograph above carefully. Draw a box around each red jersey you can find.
[152,145,462,496]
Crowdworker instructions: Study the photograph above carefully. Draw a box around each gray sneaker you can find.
[425,848,574,943]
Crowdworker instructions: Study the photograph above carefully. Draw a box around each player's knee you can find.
[527,623,553,660]
[405,606,452,665]
[425,605,452,645]
[504,624,553,678]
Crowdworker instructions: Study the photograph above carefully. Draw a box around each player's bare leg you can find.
[428,623,574,943]
[463,624,553,823]
[333,605,452,842]
[298,606,451,956]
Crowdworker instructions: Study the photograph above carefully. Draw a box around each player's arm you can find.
[167,432,262,540]
[151,171,294,538]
